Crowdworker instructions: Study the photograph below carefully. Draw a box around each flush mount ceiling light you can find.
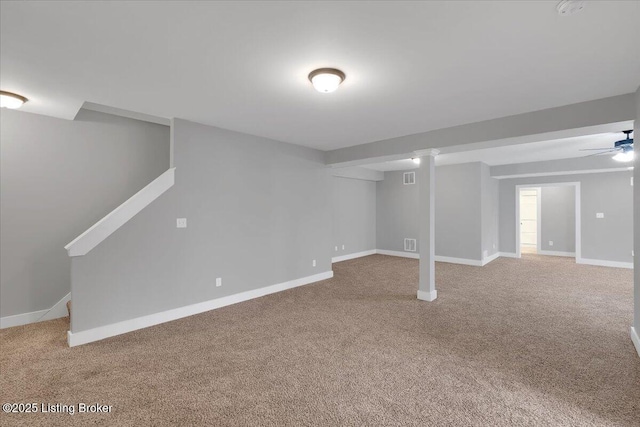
[308,68,346,93]
[556,0,586,16]
[411,157,421,165]
[0,91,28,109]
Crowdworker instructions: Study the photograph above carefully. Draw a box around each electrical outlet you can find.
[176,218,187,228]
[632,250,635,257]
[493,243,496,249]
[596,213,604,219]
[312,259,316,267]
[334,246,338,252]
[342,245,345,250]
[549,241,554,246]
[483,250,488,258]
[216,278,222,287]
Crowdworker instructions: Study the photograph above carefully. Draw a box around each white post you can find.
[414,149,439,301]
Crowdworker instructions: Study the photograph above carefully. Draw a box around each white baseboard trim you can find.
[375,250,509,266]
[1,309,49,329]
[498,252,519,258]
[417,290,437,301]
[576,258,633,269]
[39,292,71,322]
[67,270,334,347]
[538,250,575,257]
[0,292,71,329]
[332,249,376,263]
[435,255,483,266]
[631,327,640,358]
[481,252,500,266]
[376,249,419,259]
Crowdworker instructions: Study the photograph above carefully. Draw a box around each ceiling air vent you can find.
[403,172,415,185]
[404,238,417,252]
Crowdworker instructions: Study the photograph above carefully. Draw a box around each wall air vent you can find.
[404,238,417,252]
[403,172,415,185]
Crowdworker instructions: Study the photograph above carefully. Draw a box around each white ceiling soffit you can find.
[1,1,639,150]
[361,130,635,171]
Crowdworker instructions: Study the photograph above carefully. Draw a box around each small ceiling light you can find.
[0,91,28,109]
[412,157,421,165]
[556,0,585,16]
[308,68,346,93]
[612,150,635,163]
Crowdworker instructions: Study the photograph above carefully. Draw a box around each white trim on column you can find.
[332,249,377,263]
[67,270,333,347]
[417,290,437,301]
[631,327,640,358]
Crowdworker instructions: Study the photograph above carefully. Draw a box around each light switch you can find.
[596,213,604,219]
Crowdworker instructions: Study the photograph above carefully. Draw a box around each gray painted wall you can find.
[376,162,498,261]
[71,119,332,333]
[499,172,633,262]
[0,109,170,318]
[634,85,639,332]
[540,186,575,253]
[481,163,500,259]
[436,163,483,260]
[376,170,419,253]
[332,177,376,258]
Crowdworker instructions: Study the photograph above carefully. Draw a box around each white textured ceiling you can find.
[1,1,639,150]
[361,131,634,170]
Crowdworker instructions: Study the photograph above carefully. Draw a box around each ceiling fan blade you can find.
[583,149,618,158]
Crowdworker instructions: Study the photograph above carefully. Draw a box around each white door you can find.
[520,189,538,250]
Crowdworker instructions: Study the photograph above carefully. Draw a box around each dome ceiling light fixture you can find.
[308,68,346,93]
[0,91,28,109]
[556,0,586,16]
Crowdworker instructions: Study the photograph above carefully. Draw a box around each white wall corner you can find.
[631,327,640,358]
[417,290,437,301]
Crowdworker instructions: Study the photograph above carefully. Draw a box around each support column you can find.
[414,149,439,301]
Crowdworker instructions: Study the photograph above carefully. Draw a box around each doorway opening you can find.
[515,183,581,260]
[519,188,539,254]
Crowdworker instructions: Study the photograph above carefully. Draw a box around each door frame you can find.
[515,182,581,260]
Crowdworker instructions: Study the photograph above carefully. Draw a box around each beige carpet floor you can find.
[1,254,638,426]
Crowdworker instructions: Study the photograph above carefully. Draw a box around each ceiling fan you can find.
[579,130,634,162]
